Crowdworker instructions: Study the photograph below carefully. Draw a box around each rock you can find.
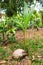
[0,60,6,64]
[14,61,20,65]
[20,57,31,65]
[25,56,30,60]
[12,49,27,59]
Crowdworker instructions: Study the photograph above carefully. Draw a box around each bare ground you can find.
[15,28,43,40]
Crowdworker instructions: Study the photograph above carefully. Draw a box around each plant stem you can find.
[2,33,5,43]
[23,30,26,49]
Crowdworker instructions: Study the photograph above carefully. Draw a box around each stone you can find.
[0,60,6,64]
[12,49,27,59]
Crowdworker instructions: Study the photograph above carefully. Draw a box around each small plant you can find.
[29,10,42,29]
[0,21,7,44]
[14,2,33,49]
[5,17,16,43]
[0,17,16,44]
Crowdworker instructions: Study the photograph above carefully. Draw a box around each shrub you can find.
[0,17,16,44]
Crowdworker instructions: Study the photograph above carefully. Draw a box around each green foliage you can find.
[0,0,34,17]
[0,0,28,17]
[39,10,43,27]
[0,2,43,45]
[14,2,33,49]
[1,0,17,16]
[29,10,42,29]
[0,17,16,44]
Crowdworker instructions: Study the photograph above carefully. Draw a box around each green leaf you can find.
[6,27,16,35]
[14,18,24,30]
[23,2,33,29]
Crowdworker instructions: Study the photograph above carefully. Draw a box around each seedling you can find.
[14,2,33,49]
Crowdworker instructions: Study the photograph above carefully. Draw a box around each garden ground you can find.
[0,28,43,65]
[15,28,43,40]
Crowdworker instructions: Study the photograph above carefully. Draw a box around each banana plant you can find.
[14,2,33,49]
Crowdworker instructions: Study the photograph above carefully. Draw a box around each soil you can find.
[0,56,32,65]
[15,28,43,40]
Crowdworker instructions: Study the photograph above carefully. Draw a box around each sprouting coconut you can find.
[12,49,27,59]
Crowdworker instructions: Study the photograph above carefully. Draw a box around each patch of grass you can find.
[0,38,43,65]
[32,60,43,65]
[16,38,43,64]
[0,47,12,60]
